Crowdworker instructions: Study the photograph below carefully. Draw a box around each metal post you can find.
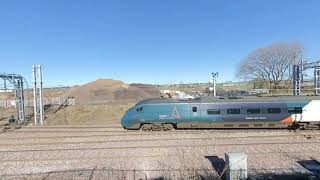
[212,72,218,97]
[17,78,25,122]
[39,66,44,125]
[293,65,302,96]
[315,68,320,96]
[4,79,6,92]
[33,66,37,125]
[213,77,216,97]
[33,65,44,125]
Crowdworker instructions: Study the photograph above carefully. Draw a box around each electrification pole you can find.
[33,65,44,125]
[212,72,219,97]
[315,68,320,96]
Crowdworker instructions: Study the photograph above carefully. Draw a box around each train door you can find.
[289,107,303,122]
[190,103,201,128]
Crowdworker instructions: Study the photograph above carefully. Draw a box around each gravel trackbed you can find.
[0,126,320,179]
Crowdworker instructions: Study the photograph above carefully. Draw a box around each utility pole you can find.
[212,72,219,97]
[293,65,302,96]
[33,65,44,125]
[4,79,6,92]
[315,68,320,96]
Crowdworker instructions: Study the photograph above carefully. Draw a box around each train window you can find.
[207,109,220,115]
[288,107,303,114]
[136,107,143,112]
[227,109,240,114]
[247,108,260,114]
[267,108,281,114]
[192,107,197,112]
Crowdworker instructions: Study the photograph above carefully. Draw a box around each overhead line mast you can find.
[33,65,44,125]
[0,73,26,122]
[293,60,320,96]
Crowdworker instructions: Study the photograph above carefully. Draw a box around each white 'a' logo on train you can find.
[172,106,181,120]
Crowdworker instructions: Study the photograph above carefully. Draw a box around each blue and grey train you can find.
[121,96,320,130]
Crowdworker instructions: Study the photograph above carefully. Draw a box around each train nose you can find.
[121,113,129,129]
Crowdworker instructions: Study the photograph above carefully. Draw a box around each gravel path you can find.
[0,126,319,179]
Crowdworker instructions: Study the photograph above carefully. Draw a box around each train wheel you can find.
[141,124,152,131]
[163,124,174,131]
[298,123,308,130]
[151,124,163,131]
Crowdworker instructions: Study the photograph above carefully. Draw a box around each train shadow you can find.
[247,173,318,180]
[205,156,226,178]
[297,159,320,176]
[203,156,320,180]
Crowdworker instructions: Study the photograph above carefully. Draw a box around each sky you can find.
[0,0,320,87]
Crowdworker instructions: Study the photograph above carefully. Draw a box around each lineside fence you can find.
[0,97,75,108]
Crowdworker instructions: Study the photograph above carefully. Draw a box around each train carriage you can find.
[121,96,320,131]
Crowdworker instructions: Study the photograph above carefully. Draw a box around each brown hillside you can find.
[65,79,160,105]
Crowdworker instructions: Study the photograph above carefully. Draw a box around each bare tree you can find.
[238,42,303,90]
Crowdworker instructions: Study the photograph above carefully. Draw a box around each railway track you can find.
[0,131,319,141]
[24,125,122,128]
[0,150,319,163]
[0,132,319,146]
[0,128,319,140]
[3,127,319,134]
[1,126,320,178]
[1,140,320,153]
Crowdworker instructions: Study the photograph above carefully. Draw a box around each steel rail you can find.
[0,151,319,163]
[0,141,320,153]
[0,133,319,146]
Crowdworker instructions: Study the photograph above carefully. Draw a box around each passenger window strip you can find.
[207,109,220,115]
[288,107,303,114]
[267,108,281,114]
[227,108,241,114]
[247,108,261,114]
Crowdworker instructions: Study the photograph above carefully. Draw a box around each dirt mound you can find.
[0,79,161,126]
[65,79,160,105]
[44,103,133,125]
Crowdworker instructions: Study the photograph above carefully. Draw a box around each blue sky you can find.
[0,0,320,87]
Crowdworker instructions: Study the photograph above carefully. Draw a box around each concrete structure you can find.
[225,153,247,180]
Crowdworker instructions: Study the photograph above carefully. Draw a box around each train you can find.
[121,96,320,131]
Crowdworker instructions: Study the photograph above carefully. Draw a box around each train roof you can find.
[135,96,320,106]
